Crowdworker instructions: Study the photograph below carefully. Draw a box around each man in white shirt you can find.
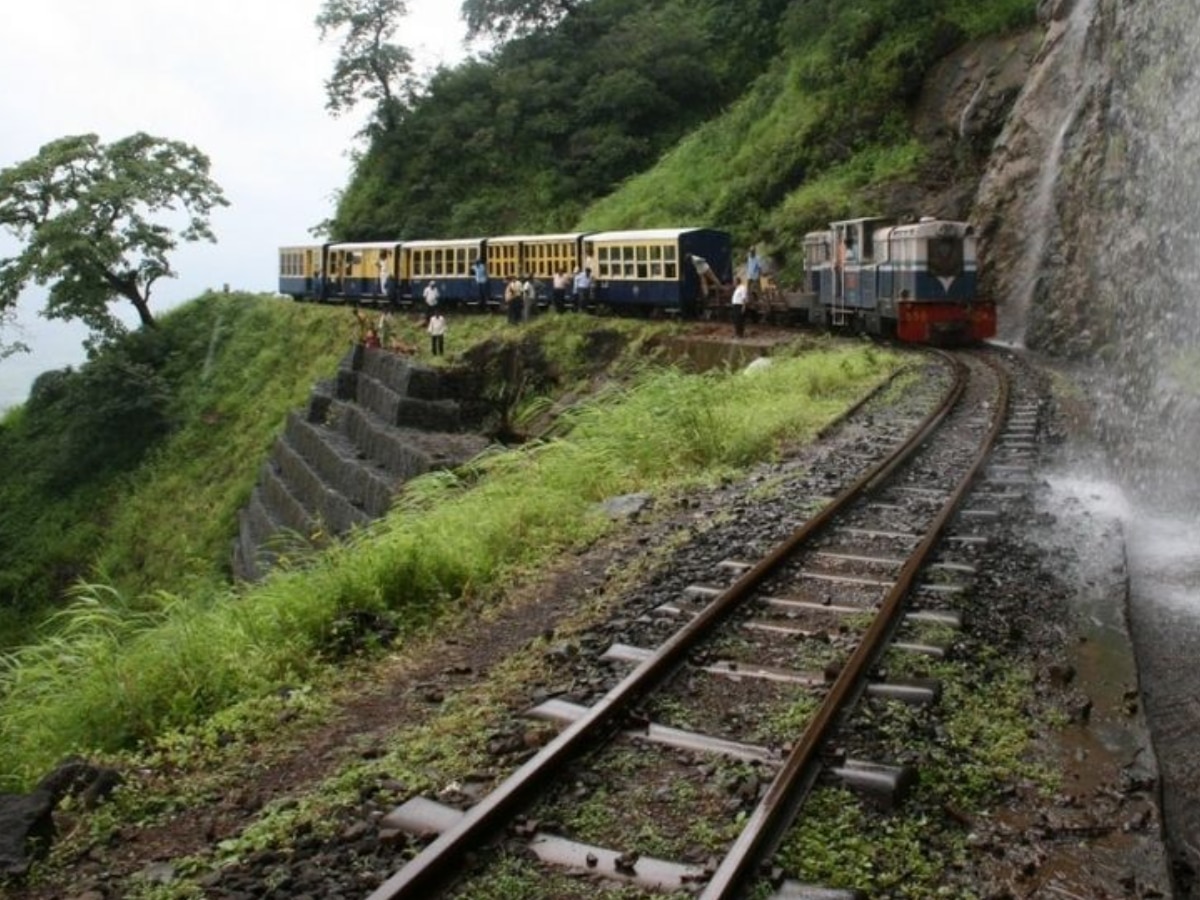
[423,280,440,312]
[730,277,748,338]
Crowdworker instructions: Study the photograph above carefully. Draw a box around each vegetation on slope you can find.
[331,0,1037,264]
[0,322,903,791]
[0,295,354,646]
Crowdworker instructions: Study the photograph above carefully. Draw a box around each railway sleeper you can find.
[380,797,866,897]
[379,796,711,892]
[769,882,866,899]
[604,641,941,707]
[526,698,779,764]
[826,758,920,809]
[656,593,964,634]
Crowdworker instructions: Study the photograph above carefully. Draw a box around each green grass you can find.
[0,333,903,791]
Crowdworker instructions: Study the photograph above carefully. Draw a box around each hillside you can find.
[0,310,905,794]
[333,0,1039,282]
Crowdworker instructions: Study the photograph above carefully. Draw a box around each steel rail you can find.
[365,350,968,900]
[699,351,1011,899]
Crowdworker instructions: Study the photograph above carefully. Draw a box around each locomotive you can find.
[796,216,994,343]
[277,215,994,344]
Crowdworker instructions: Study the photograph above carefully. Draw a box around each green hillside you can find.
[0,295,357,645]
[333,0,1037,284]
[0,301,906,788]
[0,0,1036,798]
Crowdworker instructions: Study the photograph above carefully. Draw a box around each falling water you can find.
[1001,0,1200,891]
[1005,0,1099,346]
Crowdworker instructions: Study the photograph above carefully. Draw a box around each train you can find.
[277,216,995,344]
[278,228,733,319]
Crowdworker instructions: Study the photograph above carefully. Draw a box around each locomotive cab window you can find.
[927,236,964,277]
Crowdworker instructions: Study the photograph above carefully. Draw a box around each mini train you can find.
[798,216,995,343]
[278,228,732,319]
[277,216,995,344]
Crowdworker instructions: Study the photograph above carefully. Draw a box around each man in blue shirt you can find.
[473,258,489,308]
[746,245,762,304]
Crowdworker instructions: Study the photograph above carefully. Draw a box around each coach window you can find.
[596,247,610,279]
[620,246,633,277]
[664,246,678,279]
[636,246,648,279]
[649,245,663,278]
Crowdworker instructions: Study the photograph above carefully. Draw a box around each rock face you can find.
[972,0,1123,354]
[971,0,1200,505]
[232,346,495,581]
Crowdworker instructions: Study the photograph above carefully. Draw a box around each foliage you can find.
[0,294,353,642]
[330,0,1037,250]
[331,0,779,240]
[463,0,579,41]
[0,133,228,345]
[316,0,415,133]
[0,334,903,790]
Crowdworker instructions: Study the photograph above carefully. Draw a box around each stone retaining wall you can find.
[232,347,494,581]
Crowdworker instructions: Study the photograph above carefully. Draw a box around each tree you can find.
[463,0,578,41]
[0,133,228,345]
[316,0,415,131]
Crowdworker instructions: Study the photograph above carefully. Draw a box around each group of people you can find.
[354,244,766,350]
[354,289,446,357]
[689,245,763,338]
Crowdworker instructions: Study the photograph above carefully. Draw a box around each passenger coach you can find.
[584,227,732,316]
[402,237,485,307]
[278,244,324,300]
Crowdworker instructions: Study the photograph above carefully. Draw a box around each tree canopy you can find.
[316,0,415,132]
[0,133,228,350]
[332,0,745,240]
[462,0,578,41]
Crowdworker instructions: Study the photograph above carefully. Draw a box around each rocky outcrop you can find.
[972,0,1124,353]
[1,758,122,879]
[232,346,495,581]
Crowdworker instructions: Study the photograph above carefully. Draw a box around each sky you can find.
[0,0,470,412]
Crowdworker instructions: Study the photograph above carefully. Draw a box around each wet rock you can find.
[0,789,54,877]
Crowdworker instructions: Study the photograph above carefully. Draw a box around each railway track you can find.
[364,349,1018,899]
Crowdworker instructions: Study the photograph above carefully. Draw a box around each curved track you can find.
[366,350,1010,899]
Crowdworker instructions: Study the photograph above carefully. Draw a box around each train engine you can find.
[799,216,995,344]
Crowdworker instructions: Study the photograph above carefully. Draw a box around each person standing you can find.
[573,267,593,312]
[552,269,569,313]
[521,274,537,322]
[745,246,762,305]
[473,258,489,308]
[504,275,523,324]
[427,311,447,356]
[423,280,440,315]
[730,277,748,338]
[377,310,394,347]
[377,251,390,297]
